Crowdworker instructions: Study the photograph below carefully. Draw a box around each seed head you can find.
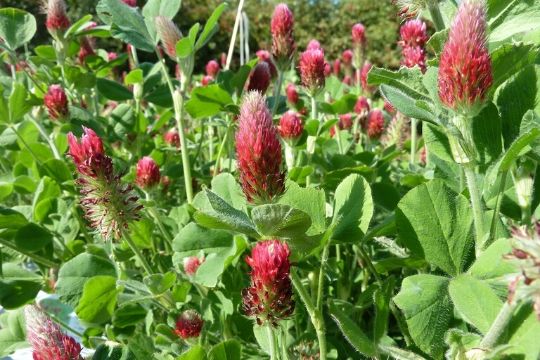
[236,92,285,203]
[242,240,295,327]
[44,85,69,121]
[438,0,492,114]
[175,310,204,339]
[155,16,182,59]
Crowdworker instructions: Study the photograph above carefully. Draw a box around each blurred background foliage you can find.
[3,0,402,70]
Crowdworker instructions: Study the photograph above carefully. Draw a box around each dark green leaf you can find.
[251,204,312,238]
[0,8,36,51]
[0,263,41,309]
[208,339,242,360]
[97,78,133,101]
[76,275,119,324]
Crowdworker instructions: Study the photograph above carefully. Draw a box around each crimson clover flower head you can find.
[333,59,341,75]
[164,129,180,147]
[136,156,161,189]
[201,75,214,86]
[306,39,322,52]
[271,3,295,68]
[78,37,95,64]
[367,109,385,139]
[155,16,182,59]
[175,310,204,339]
[183,256,204,276]
[236,91,285,203]
[44,84,69,121]
[399,19,428,48]
[25,305,83,360]
[402,46,426,72]
[438,0,492,114]
[286,83,299,104]
[341,49,353,66]
[279,110,303,141]
[354,96,370,115]
[247,62,272,93]
[68,127,141,240]
[352,23,366,46]
[44,0,70,34]
[256,50,278,78]
[299,48,326,95]
[339,113,353,130]
[122,0,137,6]
[242,240,295,327]
[205,59,220,77]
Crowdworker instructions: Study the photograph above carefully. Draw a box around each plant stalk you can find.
[0,238,58,268]
[464,165,486,255]
[479,301,517,349]
[28,116,61,160]
[410,118,417,165]
[271,70,284,115]
[122,230,154,275]
[267,325,279,360]
[428,0,445,31]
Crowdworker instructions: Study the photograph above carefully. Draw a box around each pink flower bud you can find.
[399,19,428,48]
[352,23,366,46]
[136,156,160,189]
[361,62,374,92]
[68,127,104,172]
[155,16,182,59]
[205,59,220,77]
[285,83,299,104]
[333,59,341,76]
[44,84,69,120]
[201,75,214,86]
[122,0,137,6]
[242,240,294,326]
[107,52,118,61]
[306,39,322,52]
[45,0,70,34]
[175,310,203,339]
[324,62,331,77]
[256,50,278,77]
[339,113,353,130]
[367,109,385,139]
[299,48,326,95]
[402,46,426,72]
[183,256,204,276]
[271,3,295,67]
[342,75,352,86]
[78,37,95,64]
[247,62,272,93]
[438,0,492,113]
[236,92,285,203]
[341,49,353,66]
[164,129,180,147]
[279,111,303,140]
[354,96,370,115]
[25,305,83,360]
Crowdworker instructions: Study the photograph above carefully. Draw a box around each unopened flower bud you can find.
[136,156,160,189]
[205,59,220,77]
[44,84,69,121]
[164,129,180,147]
[155,16,182,59]
[352,23,366,46]
[279,111,303,141]
[299,48,326,95]
[367,109,385,139]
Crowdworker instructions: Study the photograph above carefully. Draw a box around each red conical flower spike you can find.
[44,0,70,35]
[438,0,492,114]
[354,96,370,116]
[271,3,295,69]
[399,19,428,48]
[342,49,353,66]
[352,23,366,46]
[286,83,299,104]
[242,240,295,327]
[25,305,83,360]
[175,310,204,339]
[136,156,161,189]
[155,16,182,59]
[256,50,278,77]
[299,48,326,95]
[44,84,69,121]
[236,92,285,203]
[367,109,385,139]
[279,110,303,141]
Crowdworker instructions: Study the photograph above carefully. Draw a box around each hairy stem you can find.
[410,118,417,165]
[122,230,154,275]
[464,165,486,255]
[428,1,446,31]
[0,238,58,268]
[479,301,517,349]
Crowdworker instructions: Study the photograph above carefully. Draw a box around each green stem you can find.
[464,165,486,255]
[157,51,193,203]
[428,1,445,31]
[410,118,417,165]
[316,244,330,311]
[10,125,44,166]
[279,327,289,360]
[271,70,284,115]
[489,171,507,245]
[0,238,58,268]
[267,325,279,360]
[147,206,172,246]
[214,124,230,176]
[290,270,327,360]
[479,301,517,349]
[122,230,154,275]
[306,96,318,187]
[28,116,61,160]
